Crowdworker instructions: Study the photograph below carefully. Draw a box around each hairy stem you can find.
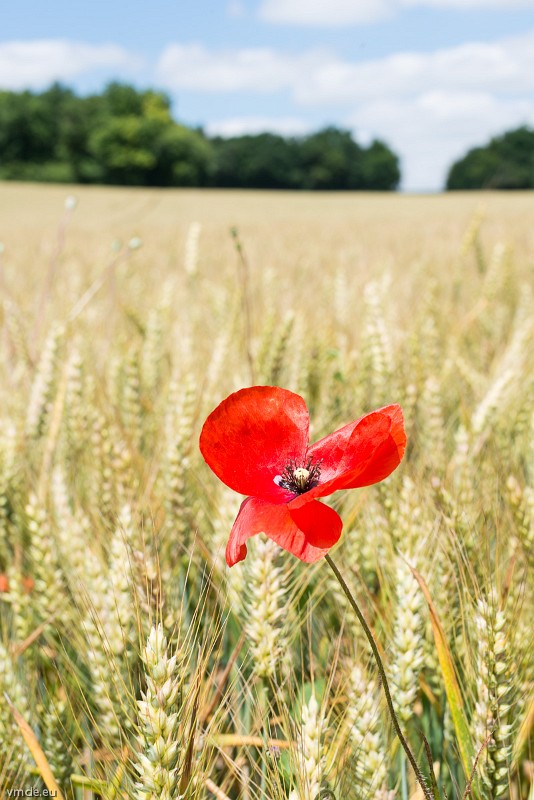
[324,553,434,800]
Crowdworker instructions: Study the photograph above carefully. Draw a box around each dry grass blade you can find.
[4,693,65,800]
[211,734,292,749]
[12,618,54,657]
[204,776,233,800]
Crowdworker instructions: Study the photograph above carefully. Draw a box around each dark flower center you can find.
[275,457,322,495]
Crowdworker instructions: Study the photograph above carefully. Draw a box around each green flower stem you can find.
[324,553,434,800]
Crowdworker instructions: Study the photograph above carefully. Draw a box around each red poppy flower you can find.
[200,386,406,567]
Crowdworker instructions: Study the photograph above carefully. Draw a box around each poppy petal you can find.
[290,404,406,509]
[225,497,262,566]
[200,386,309,502]
[288,500,343,550]
[225,496,342,566]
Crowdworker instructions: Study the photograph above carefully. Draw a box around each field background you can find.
[0,184,533,800]
[2,184,533,260]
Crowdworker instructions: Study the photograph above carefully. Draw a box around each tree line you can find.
[0,83,400,190]
[446,126,534,190]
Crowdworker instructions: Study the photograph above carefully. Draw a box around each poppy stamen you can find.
[276,457,322,495]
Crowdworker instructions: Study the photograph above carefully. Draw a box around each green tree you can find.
[361,140,400,190]
[446,126,534,190]
[299,127,364,190]
[89,89,212,186]
[0,90,54,164]
[89,115,157,185]
[151,124,213,186]
[211,133,301,188]
[0,84,400,189]
[0,86,79,181]
[102,82,147,117]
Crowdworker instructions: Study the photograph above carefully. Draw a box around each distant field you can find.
[0,183,532,800]
[2,183,534,259]
[1,183,533,341]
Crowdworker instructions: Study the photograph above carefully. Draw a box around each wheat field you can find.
[0,184,533,800]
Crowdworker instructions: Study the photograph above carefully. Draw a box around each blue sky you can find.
[2,0,534,190]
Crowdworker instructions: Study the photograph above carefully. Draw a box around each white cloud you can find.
[206,116,312,137]
[0,39,140,91]
[260,0,391,26]
[157,31,534,101]
[157,43,318,93]
[259,0,533,27]
[291,34,534,105]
